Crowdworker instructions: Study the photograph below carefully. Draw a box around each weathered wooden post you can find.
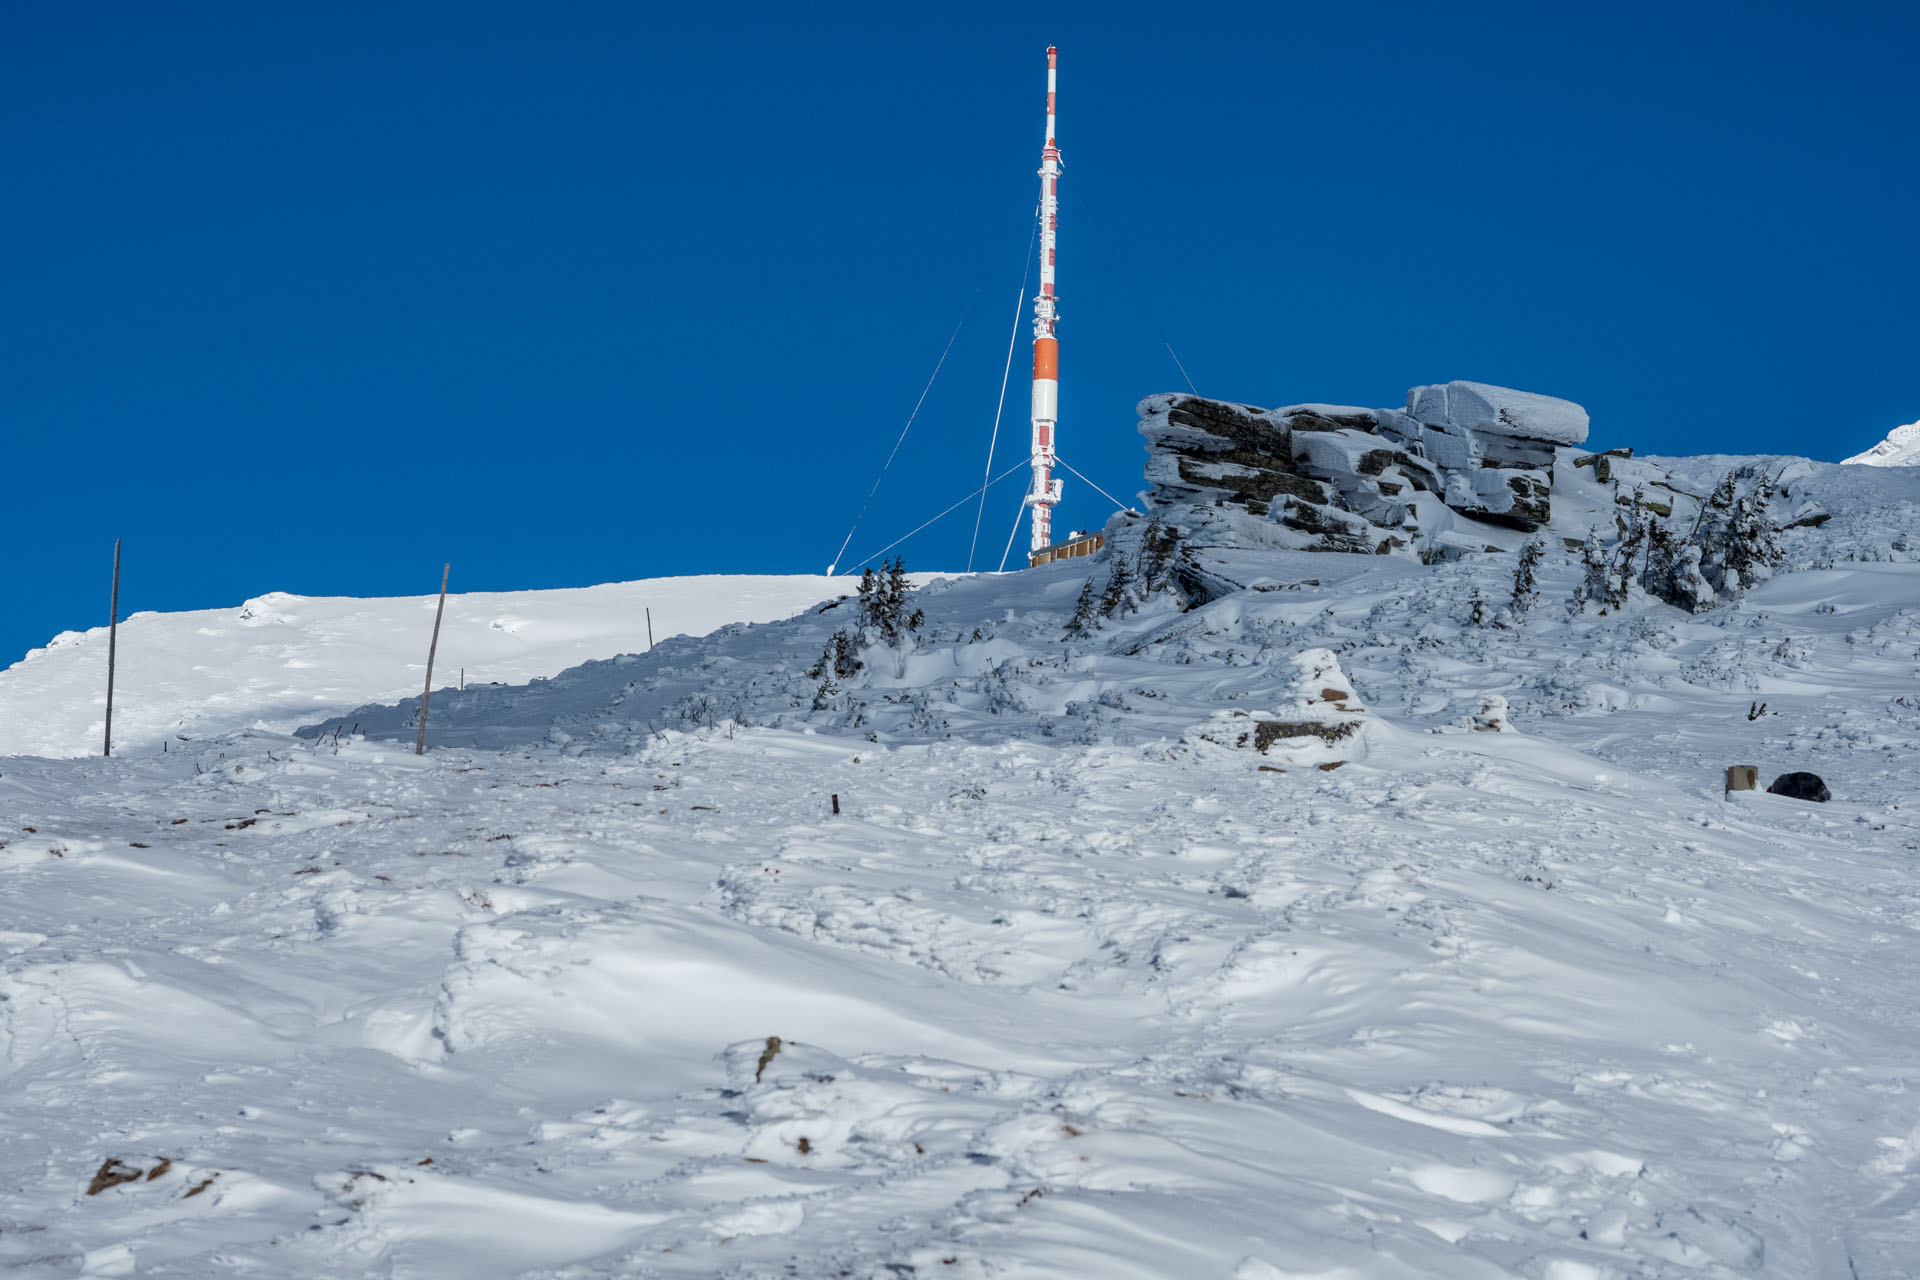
[416,563,450,756]
[646,607,654,651]
[104,539,121,757]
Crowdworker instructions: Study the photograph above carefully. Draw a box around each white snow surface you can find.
[0,575,908,760]
[4,464,1920,1276]
[1844,419,1920,467]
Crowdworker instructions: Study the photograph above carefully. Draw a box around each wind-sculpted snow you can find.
[4,447,1920,1274]
[5,672,1920,1274]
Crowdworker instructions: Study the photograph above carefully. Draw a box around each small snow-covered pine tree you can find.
[883,558,910,626]
[855,559,923,645]
[808,630,863,682]
[1670,542,1717,613]
[810,671,838,712]
[1691,473,1741,598]
[1063,577,1099,637]
[1139,517,1177,597]
[1641,520,1680,603]
[1510,536,1544,613]
[1689,466,1781,601]
[1573,530,1610,611]
[830,630,861,678]
[1604,490,1649,610]
[1099,554,1134,618]
[1727,471,1781,591]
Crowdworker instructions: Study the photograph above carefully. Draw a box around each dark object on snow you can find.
[1768,772,1831,803]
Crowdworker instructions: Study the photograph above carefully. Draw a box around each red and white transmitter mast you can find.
[1025,46,1063,558]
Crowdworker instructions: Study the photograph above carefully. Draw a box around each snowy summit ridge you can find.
[1844,417,1920,466]
[0,574,884,759]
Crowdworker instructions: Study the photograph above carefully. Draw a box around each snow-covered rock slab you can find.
[1407,380,1591,446]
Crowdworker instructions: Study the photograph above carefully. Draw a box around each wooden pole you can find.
[416,563,450,756]
[104,539,121,757]
[645,607,654,651]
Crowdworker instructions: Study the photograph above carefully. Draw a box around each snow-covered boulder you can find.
[1187,648,1371,767]
[1471,694,1513,732]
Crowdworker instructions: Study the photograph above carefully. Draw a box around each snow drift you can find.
[3,384,1920,1277]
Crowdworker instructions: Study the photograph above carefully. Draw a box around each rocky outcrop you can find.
[1401,381,1586,528]
[1128,381,1590,597]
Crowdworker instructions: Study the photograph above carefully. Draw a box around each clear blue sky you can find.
[6,1,1916,668]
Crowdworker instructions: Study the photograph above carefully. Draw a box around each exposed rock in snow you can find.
[1843,419,1920,467]
[1187,647,1371,766]
[1129,383,1600,601]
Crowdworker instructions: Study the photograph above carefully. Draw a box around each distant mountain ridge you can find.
[1844,419,1920,466]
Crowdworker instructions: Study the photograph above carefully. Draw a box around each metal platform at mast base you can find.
[1028,530,1105,568]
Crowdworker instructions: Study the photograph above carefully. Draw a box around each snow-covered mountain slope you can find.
[1844,419,1920,467]
[9,686,1919,1278]
[0,575,899,759]
[4,403,1920,1276]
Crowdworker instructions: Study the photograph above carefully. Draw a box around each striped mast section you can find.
[1026,45,1063,558]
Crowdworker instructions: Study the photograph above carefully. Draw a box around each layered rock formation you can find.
[1122,381,1592,599]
